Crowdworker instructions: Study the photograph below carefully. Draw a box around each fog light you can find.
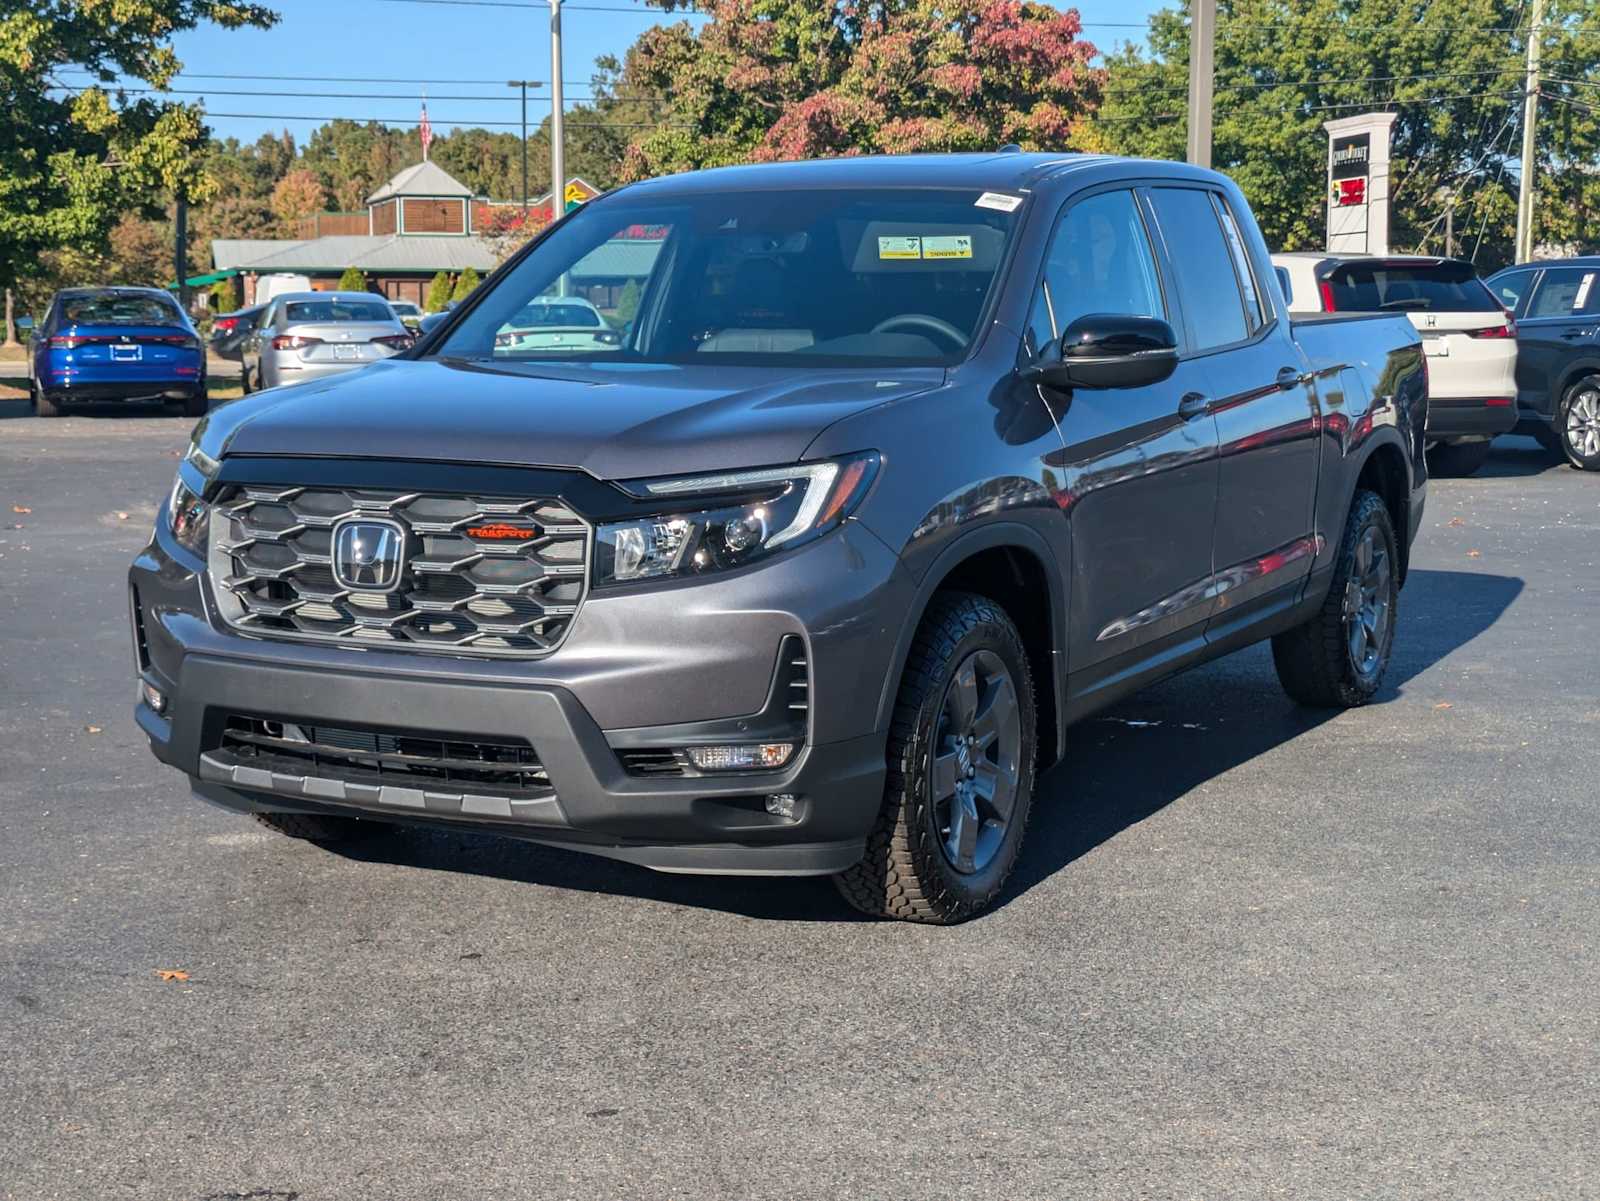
[141,681,167,713]
[684,742,795,771]
[765,793,799,820]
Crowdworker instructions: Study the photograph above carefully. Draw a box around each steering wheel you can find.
[870,313,969,351]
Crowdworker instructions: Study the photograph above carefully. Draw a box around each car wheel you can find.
[254,811,372,844]
[1272,489,1399,709]
[32,382,61,418]
[1559,375,1600,471]
[834,592,1037,924]
[1425,439,1491,478]
[182,390,208,417]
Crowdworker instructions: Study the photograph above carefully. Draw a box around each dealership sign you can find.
[1324,114,1396,255]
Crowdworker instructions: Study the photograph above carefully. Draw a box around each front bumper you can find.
[1424,396,1519,442]
[130,514,910,875]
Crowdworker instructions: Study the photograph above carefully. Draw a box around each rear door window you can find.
[1148,187,1251,350]
[1525,268,1598,318]
[1324,262,1499,313]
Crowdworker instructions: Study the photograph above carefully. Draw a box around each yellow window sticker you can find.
[920,235,973,260]
[877,236,923,260]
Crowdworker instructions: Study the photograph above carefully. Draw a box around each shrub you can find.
[615,277,641,327]
[337,266,367,292]
[209,277,241,314]
[425,271,453,312]
[451,267,481,303]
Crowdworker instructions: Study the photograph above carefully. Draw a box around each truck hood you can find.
[206,357,941,480]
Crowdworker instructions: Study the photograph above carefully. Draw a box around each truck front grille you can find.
[208,485,590,657]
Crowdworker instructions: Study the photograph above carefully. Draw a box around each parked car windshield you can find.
[60,293,183,326]
[436,187,1023,366]
[1325,262,1499,312]
[284,299,394,323]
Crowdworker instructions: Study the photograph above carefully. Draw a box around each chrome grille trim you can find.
[208,485,591,658]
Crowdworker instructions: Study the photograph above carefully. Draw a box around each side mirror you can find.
[418,310,450,336]
[1022,314,1179,391]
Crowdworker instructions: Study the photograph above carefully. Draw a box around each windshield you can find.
[436,187,1023,366]
[284,299,395,324]
[1325,262,1499,312]
[61,293,183,327]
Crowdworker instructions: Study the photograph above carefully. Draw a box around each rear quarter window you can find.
[1325,264,1499,313]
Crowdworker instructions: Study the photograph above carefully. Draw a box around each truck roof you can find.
[619,151,1229,198]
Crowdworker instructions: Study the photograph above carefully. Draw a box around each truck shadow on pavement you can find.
[330,568,1522,923]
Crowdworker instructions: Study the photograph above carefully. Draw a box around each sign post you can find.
[1323,112,1398,256]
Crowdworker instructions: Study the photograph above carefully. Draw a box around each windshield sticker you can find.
[920,235,973,260]
[975,192,1023,212]
[878,236,923,260]
[1576,273,1595,310]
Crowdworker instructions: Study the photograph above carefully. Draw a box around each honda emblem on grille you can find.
[332,518,406,592]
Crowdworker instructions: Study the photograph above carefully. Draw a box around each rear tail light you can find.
[48,335,83,349]
[271,334,322,351]
[48,333,198,348]
[1318,280,1338,311]
[1466,322,1517,338]
[214,317,238,333]
[372,334,414,350]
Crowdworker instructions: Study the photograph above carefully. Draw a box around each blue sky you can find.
[89,0,1165,146]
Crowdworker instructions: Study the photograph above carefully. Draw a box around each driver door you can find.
[1034,187,1221,685]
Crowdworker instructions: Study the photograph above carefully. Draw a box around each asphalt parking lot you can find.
[1,409,1596,1200]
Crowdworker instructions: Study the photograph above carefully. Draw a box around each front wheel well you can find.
[1356,443,1410,584]
[932,545,1059,768]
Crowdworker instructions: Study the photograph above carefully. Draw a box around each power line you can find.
[1104,66,1522,100]
[47,83,671,105]
[55,68,668,93]
[193,110,687,129]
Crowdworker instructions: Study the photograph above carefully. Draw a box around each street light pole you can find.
[506,79,540,216]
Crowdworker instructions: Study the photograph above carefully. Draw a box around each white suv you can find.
[1273,254,1517,477]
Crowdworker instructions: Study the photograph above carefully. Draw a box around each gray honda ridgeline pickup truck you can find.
[132,153,1426,923]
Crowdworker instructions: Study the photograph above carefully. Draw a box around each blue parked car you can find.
[28,286,206,418]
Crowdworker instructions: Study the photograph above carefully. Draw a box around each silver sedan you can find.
[243,292,414,391]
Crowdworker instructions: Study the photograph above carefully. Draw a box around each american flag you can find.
[419,100,432,161]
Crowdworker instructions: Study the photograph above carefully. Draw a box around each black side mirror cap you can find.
[1021,314,1179,391]
[418,311,450,336]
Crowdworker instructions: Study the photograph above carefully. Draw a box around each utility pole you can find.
[507,79,540,216]
[549,0,566,293]
[174,192,190,313]
[1186,0,1216,168]
[1515,0,1545,263]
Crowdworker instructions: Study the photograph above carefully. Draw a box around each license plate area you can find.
[111,344,142,362]
[334,344,361,361]
[1423,337,1449,358]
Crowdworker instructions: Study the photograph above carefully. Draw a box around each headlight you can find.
[166,442,219,557]
[595,452,880,586]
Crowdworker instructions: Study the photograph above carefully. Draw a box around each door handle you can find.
[1178,392,1210,420]
[1560,329,1592,340]
[1276,366,1306,390]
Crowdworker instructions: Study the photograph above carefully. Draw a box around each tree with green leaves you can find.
[614,277,642,328]
[617,0,1103,181]
[337,266,367,292]
[210,276,240,313]
[451,267,481,302]
[1088,0,1600,268]
[0,0,277,301]
[425,271,453,312]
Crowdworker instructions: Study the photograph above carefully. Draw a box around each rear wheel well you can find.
[933,546,1059,767]
[1356,443,1410,583]
[1557,365,1600,409]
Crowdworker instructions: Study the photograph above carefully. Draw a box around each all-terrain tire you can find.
[1558,374,1600,471]
[833,592,1037,924]
[254,811,370,844]
[1425,439,1491,478]
[1272,489,1399,709]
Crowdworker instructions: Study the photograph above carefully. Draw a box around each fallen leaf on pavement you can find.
[84,725,102,734]
[1467,549,1482,558]
[1447,517,1465,527]
[116,511,129,520]
[11,505,30,514]
[155,970,189,982]
[1434,702,1453,710]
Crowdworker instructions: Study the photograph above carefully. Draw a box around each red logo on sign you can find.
[1336,178,1366,207]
